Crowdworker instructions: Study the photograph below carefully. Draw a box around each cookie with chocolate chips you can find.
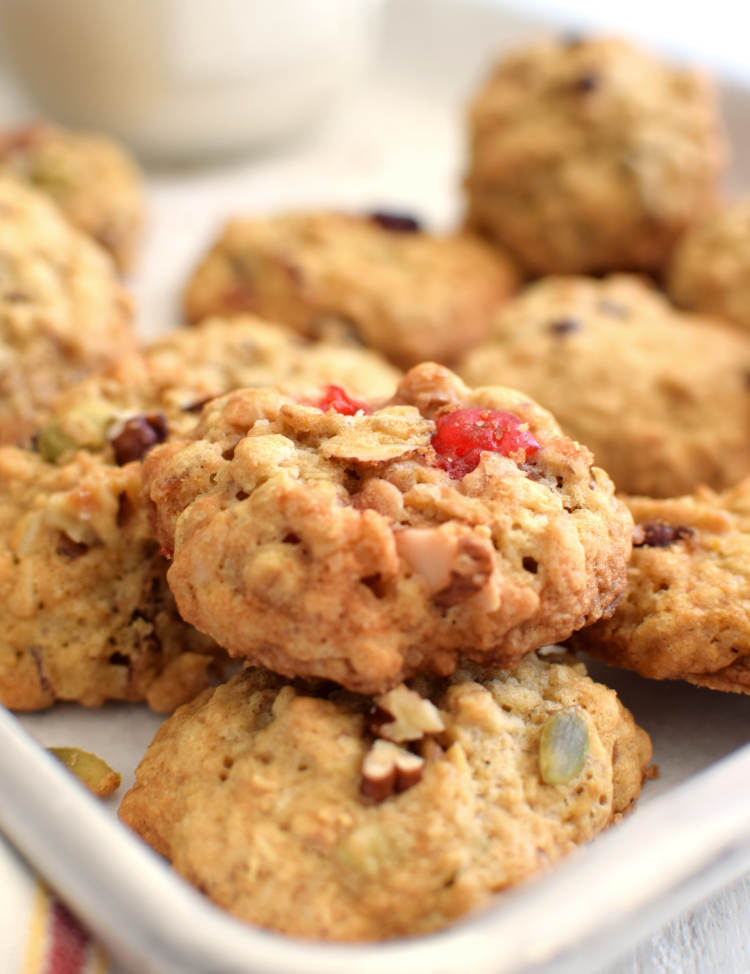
[181,211,518,368]
[459,275,750,497]
[465,35,723,275]
[571,478,750,691]
[143,363,632,694]
[119,654,651,941]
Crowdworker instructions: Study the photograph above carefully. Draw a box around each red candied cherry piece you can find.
[432,407,539,479]
[314,384,370,416]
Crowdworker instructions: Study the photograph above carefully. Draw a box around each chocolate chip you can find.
[548,317,581,336]
[55,533,88,560]
[522,556,538,574]
[634,522,695,547]
[369,210,422,233]
[111,413,167,465]
[572,73,599,93]
[108,652,130,666]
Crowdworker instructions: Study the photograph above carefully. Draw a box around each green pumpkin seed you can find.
[48,746,121,797]
[37,421,77,462]
[539,708,589,785]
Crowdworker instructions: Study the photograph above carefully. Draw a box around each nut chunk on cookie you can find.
[181,211,518,368]
[144,363,632,694]
[119,655,652,941]
[0,441,218,712]
[465,36,723,275]
[571,478,750,693]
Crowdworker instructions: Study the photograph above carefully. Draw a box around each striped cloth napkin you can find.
[0,833,110,974]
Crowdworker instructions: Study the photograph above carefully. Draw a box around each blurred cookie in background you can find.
[668,198,750,332]
[0,121,144,273]
[465,36,724,276]
[459,275,750,498]
[0,174,135,446]
[182,211,519,369]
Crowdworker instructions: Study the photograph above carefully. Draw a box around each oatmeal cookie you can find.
[572,479,750,691]
[459,275,750,498]
[119,655,651,941]
[0,121,145,272]
[465,36,724,275]
[667,199,750,332]
[0,441,218,712]
[0,174,135,446]
[181,211,518,368]
[144,315,401,419]
[144,363,632,693]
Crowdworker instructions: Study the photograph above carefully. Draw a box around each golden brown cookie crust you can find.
[572,479,750,688]
[0,444,218,711]
[459,275,750,498]
[0,174,135,446]
[0,122,145,273]
[465,36,724,275]
[119,655,651,941]
[668,198,750,331]
[181,211,518,368]
[144,363,632,693]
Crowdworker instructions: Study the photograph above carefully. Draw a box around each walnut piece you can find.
[360,739,424,802]
[371,684,445,742]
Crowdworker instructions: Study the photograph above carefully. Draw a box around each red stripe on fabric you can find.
[45,899,89,974]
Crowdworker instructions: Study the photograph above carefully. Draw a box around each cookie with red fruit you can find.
[143,364,632,694]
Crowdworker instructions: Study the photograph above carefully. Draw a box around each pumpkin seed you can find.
[539,708,589,785]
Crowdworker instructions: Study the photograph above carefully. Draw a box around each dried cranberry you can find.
[369,210,421,233]
[432,408,540,479]
[111,413,168,465]
[314,385,369,416]
[634,522,694,547]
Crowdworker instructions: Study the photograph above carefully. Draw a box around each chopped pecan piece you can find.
[360,740,424,803]
[370,684,445,742]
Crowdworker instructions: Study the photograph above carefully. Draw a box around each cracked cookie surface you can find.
[0,442,219,711]
[0,121,145,272]
[459,275,750,498]
[465,36,723,275]
[572,478,750,692]
[119,654,651,941]
[0,174,135,446]
[181,211,518,368]
[144,363,632,693]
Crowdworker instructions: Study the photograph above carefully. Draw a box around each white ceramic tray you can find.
[2,0,750,970]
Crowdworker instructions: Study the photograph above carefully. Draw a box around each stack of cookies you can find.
[4,29,750,944]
